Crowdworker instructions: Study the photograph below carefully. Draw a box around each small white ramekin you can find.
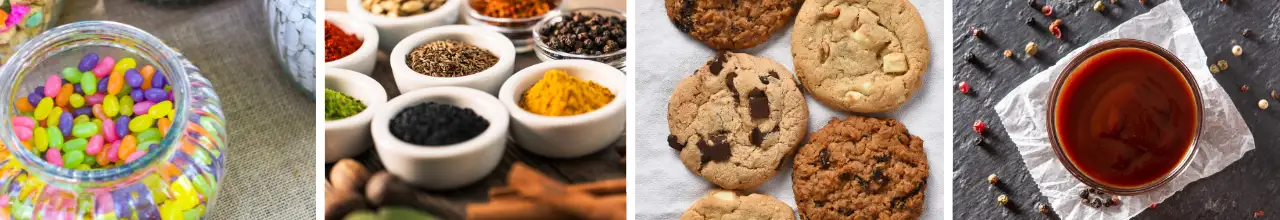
[497,60,626,158]
[389,25,516,95]
[324,68,387,162]
[371,86,509,189]
[323,11,379,75]
[346,0,462,51]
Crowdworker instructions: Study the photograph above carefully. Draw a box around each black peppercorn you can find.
[1025,17,1037,26]
[965,52,978,64]
[540,12,626,55]
[1242,29,1253,37]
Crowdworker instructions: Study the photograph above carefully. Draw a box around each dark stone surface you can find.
[954,0,1279,219]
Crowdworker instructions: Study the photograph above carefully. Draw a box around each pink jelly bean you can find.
[14,127,31,141]
[12,116,35,128]
[86,135,104,155]
[46,150,63,167]
[44,75,61,97]
[102,118,117,142]
[125,150,146,163]
[93,57,115,78]
[86,94,105,106]
[133,101,154,116]
[105,141,120,163]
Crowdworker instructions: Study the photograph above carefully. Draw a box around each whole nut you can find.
[365,172,466,220]
[401,1,425,12]
[325,185,369,220]
[1025,42,1039,56]
[329,159,372,194]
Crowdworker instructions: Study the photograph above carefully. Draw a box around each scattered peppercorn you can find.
[973,120,986,134]
[1210,64,1221,73]
[1260,99,1270,110]
[971,25,984,37]
[1233,45,1243,56]
[540,12,626,55]
[1093,1,1105,12]
[1042,5,1053,16]
[1025,17,1037,26]
[972,135,985,147]
[1025,42,1039,56]
[389,102,490,146]
[987,174,998,184]
[965,52,979,64]
[1079,188,1118,208]
[958,81,971,94]
[997,194,1009,206]
[1219,60,1230,70]
[1003,49,1014,57]
[1037,203,1051,214]
[406,40,499,77]
[1241,84,1250,92]
[1242,29,1253,37]
[1049,19,1063,39]
[1271,90,1278,100]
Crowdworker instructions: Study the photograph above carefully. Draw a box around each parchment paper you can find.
[634,0,947,219]
[993,1,1256,219]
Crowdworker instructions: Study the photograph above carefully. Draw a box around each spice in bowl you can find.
[519,70,615,116]
[13,53,176,170]
[406,40,498,77]
[325,88,368,120]
[389,102,490,146]
[539,12,626,55]
[471,0,556,19]
[362,0,447,17]
[325,21,363,62]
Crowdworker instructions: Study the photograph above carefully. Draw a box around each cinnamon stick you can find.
[508,163,625,220]
[488,178,626,199]
[466,195,626,220]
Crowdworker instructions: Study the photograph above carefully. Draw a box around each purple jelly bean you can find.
[79,53,99,72]
[27,91,42,106]
[116,115,130,138]
[130,89,143,101]
[151,73,166,89]
[125,69,143,88]
[143,88,167,102]
[73,84,83,94]
[97,79,107,93]
[133,101,154,116]
[74,107,91,117]
[58,112,72,133]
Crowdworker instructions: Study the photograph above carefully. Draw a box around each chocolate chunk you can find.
[898,134,909,145]
[871,168,888,184]
[674,0,696,33]
[699,133,732,163]
[747,90,770,119]
[768,70,780,79]
[815,201,826,207]
[726,72,739,99]
[839,208,855,216]
[750,128,765,146]
[890,180,926,209]
[874,154,891,163]
[818,148,831,169]
[759,76,770,85]
[839,172,854,181]
[668,135,683,151]
[708,51,727,75]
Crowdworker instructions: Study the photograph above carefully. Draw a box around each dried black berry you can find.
[965,52,979,64]
[1025,17,1037,26]
[390,102,490,146]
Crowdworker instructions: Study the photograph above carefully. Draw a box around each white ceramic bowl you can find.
[497,60,626,158]
[347,0,462,51]
[371,86,509,189]
[324,11,379,75]
[324,68,388,162]
[390,25,516,95]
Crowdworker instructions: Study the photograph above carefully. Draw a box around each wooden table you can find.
[323,0,628,214]
[953,0,1279,219]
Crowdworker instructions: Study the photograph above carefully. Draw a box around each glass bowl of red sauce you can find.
[1047,39,1203,195]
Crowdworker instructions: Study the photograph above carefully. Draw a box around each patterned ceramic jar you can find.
[265,0,317,96]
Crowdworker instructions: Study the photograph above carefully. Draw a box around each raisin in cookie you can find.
[791,0,930,113]
[667,52,808,190]
[680,190,797,220]
[792,116,928,220]
[665,0,803,50]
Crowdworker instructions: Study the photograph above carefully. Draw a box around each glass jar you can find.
[0,0,64,61]
[531,7,626,69]
[464,0,562,53]
[0,21,227,219]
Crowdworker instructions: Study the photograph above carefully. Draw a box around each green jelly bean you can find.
[120,96,135,116]
[150,101,173,119]
[47,127,64,150]
[74,115,90,124]
[137,140,159,152]
[121,84,132,95]
[33,127,48,152]
[139,128,162,142]
[130,114,155,133]
[82,156,95,168]
[64,138,87,152]
[103,95,119,118]
[34,97,53,120]
[75,164,90,170]
[63,150,84,168]
[72,123,99,138]
[61,67,81,83]
[81,72,97,95]
[70,93,85,108]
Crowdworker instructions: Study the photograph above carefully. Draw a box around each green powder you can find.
[325,88,367,120]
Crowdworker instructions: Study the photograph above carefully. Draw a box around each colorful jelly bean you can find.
[133,101,153,116]
[103,118,118,142]
[33,97,52,120]
[114,58,136,74]
[63,151,84,168]
[59,112,73,135]
[13,116,35,128]
[47,107,61,128]
[81,72,98,95]
[86,135,104,155]
[152,73,166,89]
[46,150,62,167]
[103,95,119,118]
[144,88,167,102]
[47,127,64,150]
[15,97,34,112]
[124,69,143,88]
[149,101,172,119]
[62,67,81,83]
[55,84,72,107]
[93,56,115,78]
[105,140,120,163]
[119,96,134,117]
[87,93,104,106]
[43,75,61,97]
[78,53,98,71]
[137,128,161,143]
[69,94,85,108]
[107,70,124,95]
[64,138,87,152]
[72,122,99,138]
[33,127,48,151]
[14,126,32,141]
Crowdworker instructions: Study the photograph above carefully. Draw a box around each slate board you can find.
[953,0,1280,219]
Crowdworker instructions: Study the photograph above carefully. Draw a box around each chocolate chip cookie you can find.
[791,0,930,113]
[679,190,797,220]
[667,51,808,190]
[665,0,803,50]
[792,116,928,220]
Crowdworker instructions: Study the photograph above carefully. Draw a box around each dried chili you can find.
[325,21,362,62]
[472,0,555,19]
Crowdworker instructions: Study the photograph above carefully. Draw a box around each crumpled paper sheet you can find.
[634,0,947,219]
[993,1,1256,219]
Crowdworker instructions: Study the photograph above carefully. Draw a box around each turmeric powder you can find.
[520,70,615,116]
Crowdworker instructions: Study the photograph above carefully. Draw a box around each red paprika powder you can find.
[325,21,362,62]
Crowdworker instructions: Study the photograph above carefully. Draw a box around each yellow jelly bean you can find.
[119,96,134,117]
[74,115,89,124]
[114,58,136,74]
[129,114,155,133]
[32,127,47,152]
[69,94,85,108]
[103,95,119,118]
[150,101,173,119]
[47,108,62,128]
[33,97,53,120]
